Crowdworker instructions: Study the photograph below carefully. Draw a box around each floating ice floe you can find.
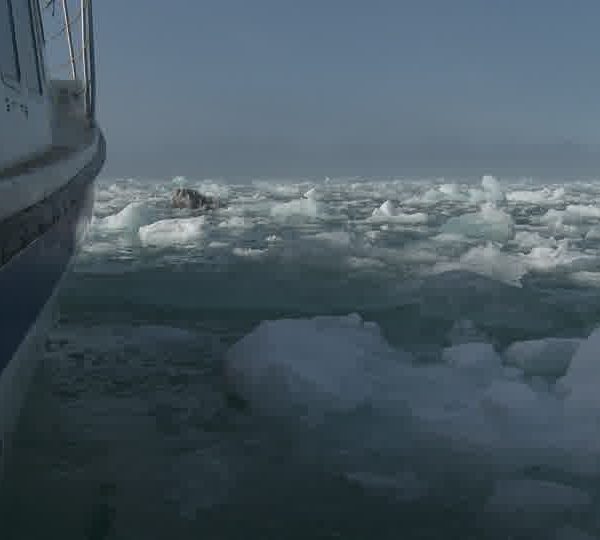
[232,247,267,259]
[481,174,505,204]
[569,271,600,287]
[434,243,526,286]
[97,201,155,232]
[468,175,505,205]
[441,203,514,243]
[225,312,600,476]
[303,187,318,199]
[585,226,600,240]
[224,313,411,416]
[370,200,428,224]
[514,231,558,250]
[271,196,322,219]
[265,234,282,243]
[409,183,466,204]
[540,207,600,235]
[504,338,581,377]
[312,231,353,247]
[207,241,229,249]
[506,186,565,204]
[523,240,598,274]
[565,204,600,221]
[218,216,247,229]
[439,182,464,199]
[139,216,206,246]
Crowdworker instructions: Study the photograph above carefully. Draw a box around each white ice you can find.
[434,243,526,285]
[139,216,206,246]
[441,204,514,243]
[89,177,600,294]
[232,247,267,259]
[514,231,558,251]
[480,174,506,204]
[97,201,155,232]
[506,186,565,204]
[271,197,321,220]
[585,226,600,240]
[565,204,600,221]
[371,200,428,224]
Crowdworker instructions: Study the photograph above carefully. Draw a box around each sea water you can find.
[4,175,600,539]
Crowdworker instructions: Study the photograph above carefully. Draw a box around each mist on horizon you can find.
[102,139,600,181]
[94,1,600,181]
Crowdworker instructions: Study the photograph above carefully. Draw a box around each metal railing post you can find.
[86,0,96,120]
[61,0,77,79]
[81,0,88,114]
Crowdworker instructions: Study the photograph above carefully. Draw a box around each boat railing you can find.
[41,0,97,122]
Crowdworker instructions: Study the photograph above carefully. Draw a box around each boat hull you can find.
[0,134,105,475]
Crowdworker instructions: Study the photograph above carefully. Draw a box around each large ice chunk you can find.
[468,175,505,204]
[565,204,600,221]
[457,243,526,285]
[224,314,410,415]
[504,338,581,377]
[139,216,206,246]
[506,187,564,204]
[271,197,321,219]
[585,225,600,240]
[481,175,505,204]
[371,201,428,224]
[97,202,154,232]
[514,231,558,251]
[441,203,514,243]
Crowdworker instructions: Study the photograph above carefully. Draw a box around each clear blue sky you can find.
[93,0,600,178]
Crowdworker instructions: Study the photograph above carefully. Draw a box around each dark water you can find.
[3,177,600,539]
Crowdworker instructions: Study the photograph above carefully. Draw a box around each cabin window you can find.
[22,0,43,94]
[0,0,20,83]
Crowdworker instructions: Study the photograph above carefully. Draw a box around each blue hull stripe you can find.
[0,136,105,374]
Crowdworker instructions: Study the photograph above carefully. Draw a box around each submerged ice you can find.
[222,297,600,536]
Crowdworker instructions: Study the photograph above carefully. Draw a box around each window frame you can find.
[0,0,22,90]
[24,0,43,95]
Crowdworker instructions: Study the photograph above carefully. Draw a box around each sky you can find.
[91,0,600,179]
